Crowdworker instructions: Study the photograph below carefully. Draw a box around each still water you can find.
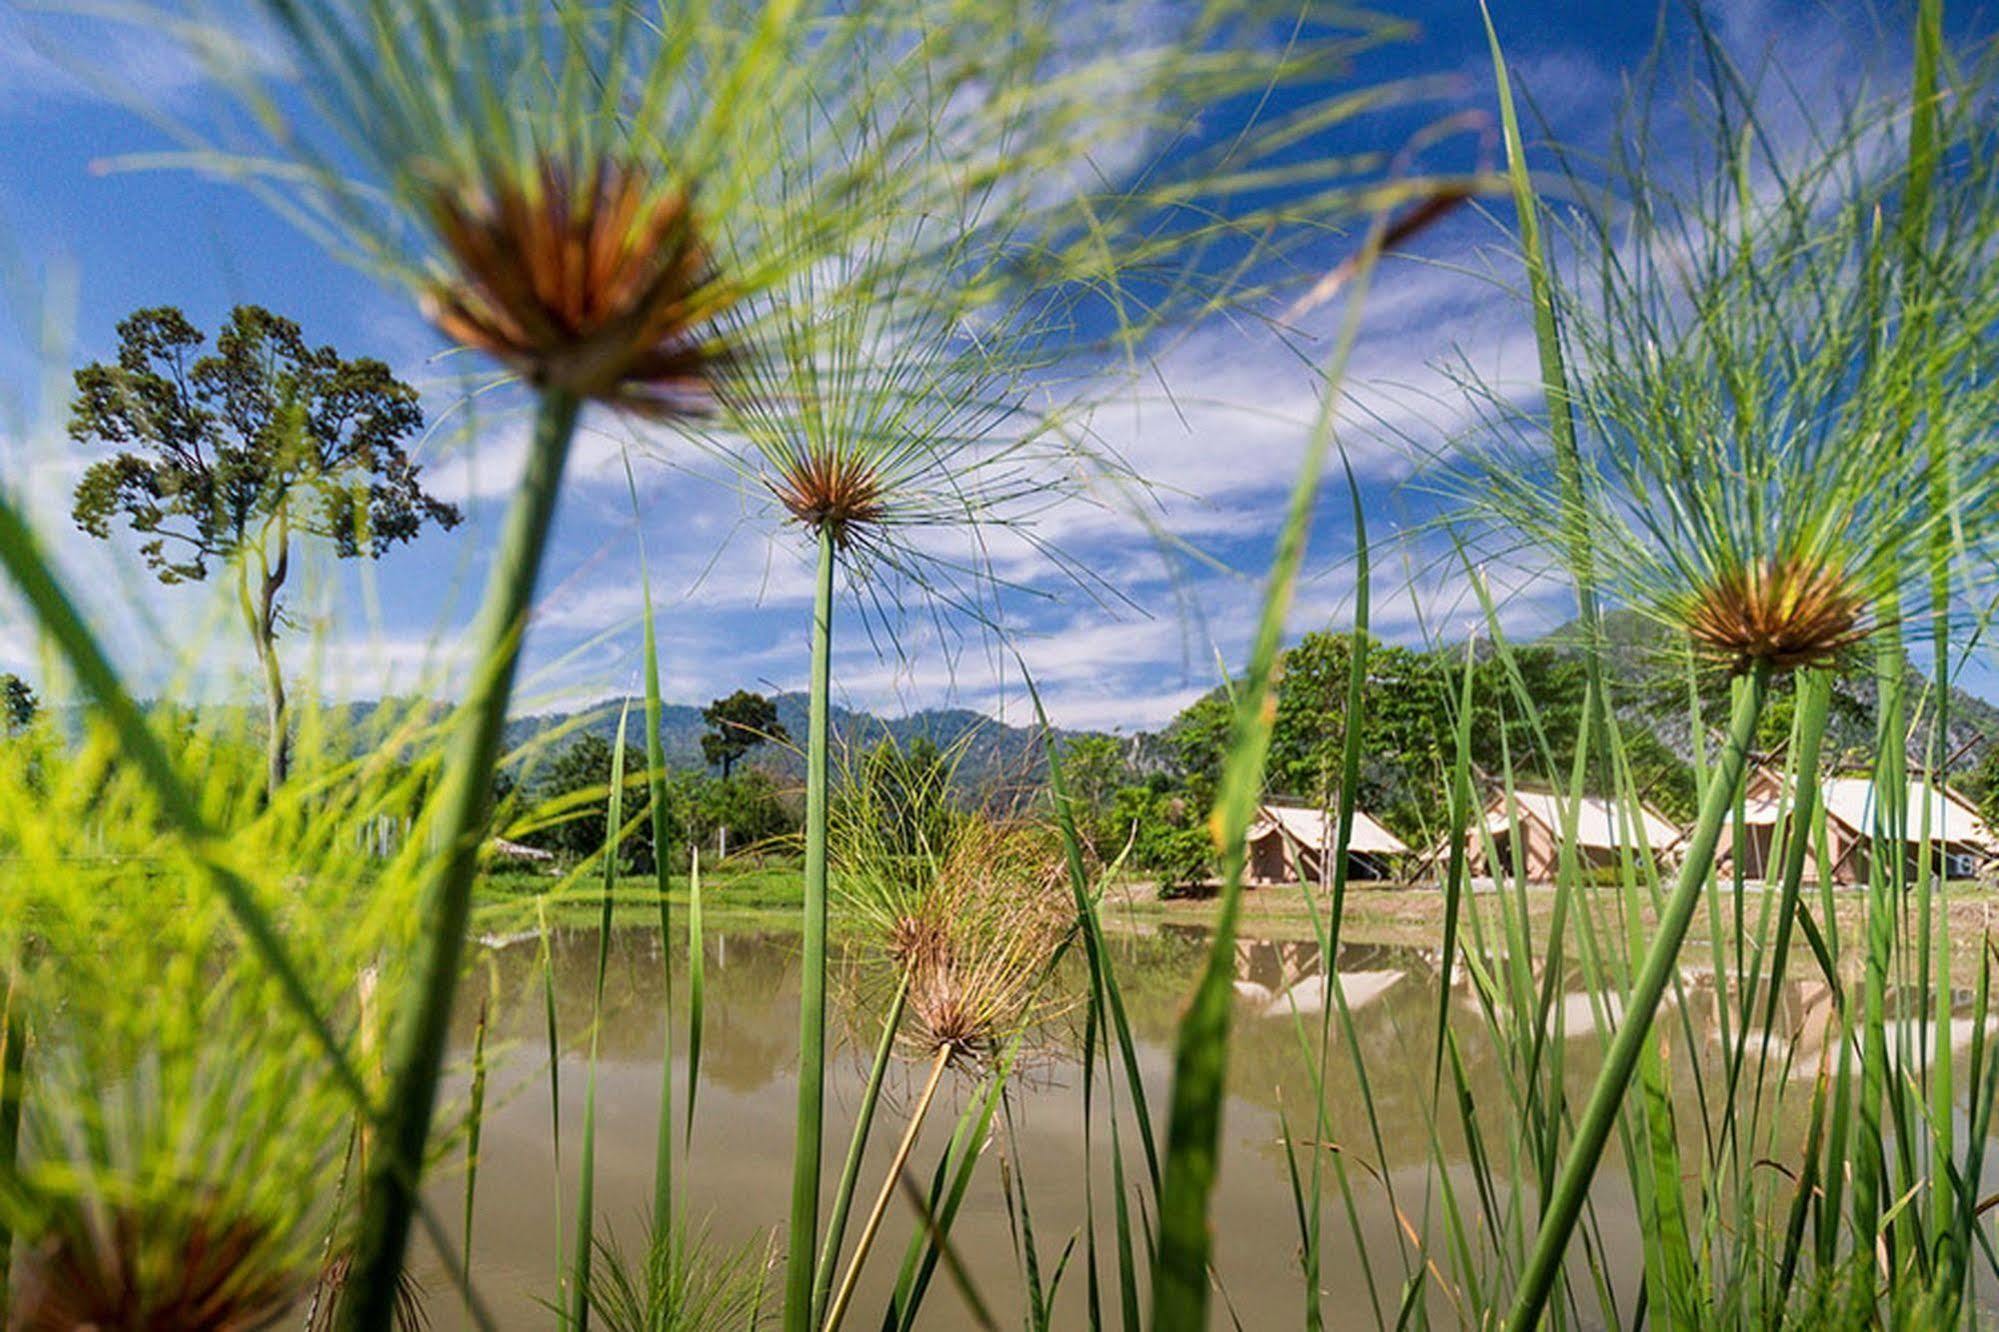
[404,918,1953,1328]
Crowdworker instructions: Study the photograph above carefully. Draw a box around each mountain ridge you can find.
[503,691,1083,793]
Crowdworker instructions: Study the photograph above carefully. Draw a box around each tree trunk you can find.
[236,527,290,798]
[718,753,733,860]
[256,526,290,795]
[259,630,287,792]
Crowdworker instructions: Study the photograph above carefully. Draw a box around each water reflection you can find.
[410,922,1999,1328]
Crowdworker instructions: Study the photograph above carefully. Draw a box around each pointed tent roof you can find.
[1741,770,1997,850]
[1248,802,1408,856]
[1481,790,1683,853]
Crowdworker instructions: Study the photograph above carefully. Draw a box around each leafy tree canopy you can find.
[699,689,788,778]
[520,732,661,871]
[1059,734,1130,814]
[673,768,795,854]
[516,732,800,870]
[71,305,459,581]
[1,674,37,734]
[69,304,461,791]
[1163,630,1699,844]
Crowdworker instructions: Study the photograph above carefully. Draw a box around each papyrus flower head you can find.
[763,443,893,549]
[1442,76,1998,677]
[896,820,1071,1067]
[1678,552,1871,673]
[830,736,1071,1065]
[702,233,1108,633]
[132,2,1426,429]
[420,155,731,417]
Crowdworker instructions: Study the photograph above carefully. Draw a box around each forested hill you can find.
[1545,609,1999,770]
[303,610,1999,845]
[1149,612,1999,844]
[501,693,1079,794]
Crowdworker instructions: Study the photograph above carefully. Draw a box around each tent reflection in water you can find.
[1716,768,1998,885]
[1464,789,1684,882]
[1245,801,1408,885]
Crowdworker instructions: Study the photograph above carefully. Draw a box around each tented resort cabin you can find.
[1716,768,1998,886]
[1462,789,1684,882]
[1245,802,1408,886]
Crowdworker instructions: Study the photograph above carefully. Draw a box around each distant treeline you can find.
[1058,616,1999,884]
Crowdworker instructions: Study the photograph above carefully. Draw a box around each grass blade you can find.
[538,895,567,1279]
[631,456,679,1232]
[782,525,837,1332]
[823,1045,954,1332]
[1150,182,1397,1332]
[346,388,582,1326]
[685,846,705,1154]
[0,965,24,1327]
[1025,668,1161,1195]
[0,490,370,1110]
[461,981,492,1279]
[569,696,632,1331]
[813,971,910,1328]
[1506,659,1771,1330]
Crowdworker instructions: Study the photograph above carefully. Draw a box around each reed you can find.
[39,1,1431,1321]
[705,220,1102,1330]
[1148,163,1472,1332]
[585,1223,774,1332]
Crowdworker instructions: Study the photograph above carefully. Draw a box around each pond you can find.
[405,917,1978,1328]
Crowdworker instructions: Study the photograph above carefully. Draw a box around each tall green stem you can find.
[340,388,581,1329]
[1506,656,1771,1332]
[1747,670,1833,1095]
[822,1043,953,1332]
[1486,6,1597,637]
[1852,602,1907,1313]
[571,702,631,1331]
[0,967,24,1328]
[813,973,910,1328]
[783,525,837,1332]
[1486,12,1609,1128]
[1905,0,1953,1262]
[642,566,676,1238]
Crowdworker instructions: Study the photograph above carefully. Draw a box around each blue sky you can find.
[0,1,1974,732]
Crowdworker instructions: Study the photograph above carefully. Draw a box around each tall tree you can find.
[69,305,460,792]
[700,689,788,779]
[700,690,790,859]
[527,732,660,870]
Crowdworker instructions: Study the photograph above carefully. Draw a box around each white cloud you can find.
[0,8,283,119]
[1,0,1925,736]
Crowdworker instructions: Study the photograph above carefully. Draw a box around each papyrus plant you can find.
[701,228,1109,1325]
[1444,6,1999,1323]
[819,761,1070,1332]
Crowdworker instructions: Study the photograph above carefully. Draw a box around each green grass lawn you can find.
[474,855,806,926]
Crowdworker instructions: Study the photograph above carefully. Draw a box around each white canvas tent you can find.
[1719,769,1997,884]
[1245,802,1407,885]
[1462,790,1683,880]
